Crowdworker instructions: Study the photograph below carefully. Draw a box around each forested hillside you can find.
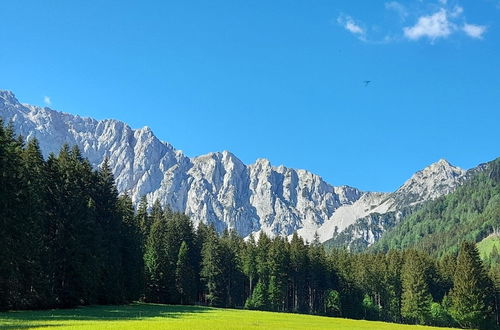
[1,120,498,329]
[372,158,500,258]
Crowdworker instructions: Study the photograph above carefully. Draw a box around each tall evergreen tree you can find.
[450,242,494,328]
[201,226,224,306]
[242,234,258,299]
[95,158,124,304]
[118,194,144,301]
[268,237,289,311]
[143,205,169,303]
[0,121,26,310]
[136,196,151,238]
[289,233,308,313]
[176,241,195,304]
[401,251,432,325]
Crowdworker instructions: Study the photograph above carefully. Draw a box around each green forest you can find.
[372,159,500,258]
[0,119,498,329]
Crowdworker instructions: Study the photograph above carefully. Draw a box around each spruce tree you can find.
[118,194,144,301]
[176,241,195,304]
[242,234,258,297]
[137,196,151,238]
[95,158,124,304]
[144,207,169,303]
[268,237,289,311]
[401,251,432,324]
[201,226,224,306]
[450,241,493,328]
[289,233,308,313]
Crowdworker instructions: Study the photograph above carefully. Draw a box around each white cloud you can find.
[463,23,487,39]
[337,15,366,40]
[449,5,463,18]
[403,9,453,41]
[385,1,408,20]
[439,0,447,5]
[43,96,51,106]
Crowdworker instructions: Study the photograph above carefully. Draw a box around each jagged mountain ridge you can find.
[0,90,467,242]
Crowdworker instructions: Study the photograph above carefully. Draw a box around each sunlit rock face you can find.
[0,90,466,242]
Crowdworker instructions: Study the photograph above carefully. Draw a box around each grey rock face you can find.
[0,90,466,243]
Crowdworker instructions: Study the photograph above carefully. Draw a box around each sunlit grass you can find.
[0,302,458,329]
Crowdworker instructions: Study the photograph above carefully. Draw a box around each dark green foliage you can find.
[176,241,195,304]
[1,120,497,328]
[372,158,500,258]
[0,120,143,310]
[450,242,494,329]
[200,226,224,306]
[401,251,432,324]
[324,290,341,316]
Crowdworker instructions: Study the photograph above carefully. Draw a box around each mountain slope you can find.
[0,90,470,242]
[370,158,500,257]
[322,159,467,249]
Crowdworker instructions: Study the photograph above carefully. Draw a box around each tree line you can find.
[0,119,497,329]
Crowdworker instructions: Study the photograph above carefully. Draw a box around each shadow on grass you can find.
[0,303,211,329]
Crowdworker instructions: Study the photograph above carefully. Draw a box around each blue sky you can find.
[1,0,499,192]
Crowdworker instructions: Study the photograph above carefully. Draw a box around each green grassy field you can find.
[0,303,458,330]
[478,235,500,260]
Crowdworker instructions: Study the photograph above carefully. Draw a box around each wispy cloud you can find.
[43,96,51,106]
[337,15,366,41]
[403,9,453,41]
[385,2,408,20]
[462,23,487,39]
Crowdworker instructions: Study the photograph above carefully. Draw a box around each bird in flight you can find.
[363,80,371,87]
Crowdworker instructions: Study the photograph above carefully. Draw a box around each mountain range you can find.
[0,90,476,245]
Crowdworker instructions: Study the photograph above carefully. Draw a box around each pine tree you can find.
[144,207,169,303]
[176,241,195,304]
[401,251,432,324]
[308,235,327,314]
[137,196,151,238]
[201,226,224,306]
[220,230,245,308]
[268,237,289,311]
[94,158,125,303]
[385,250,403,322]
[0,121,26,309]
[242,234,258,297]
[118,194,144,301]
[289,233,308,313]
[18,138,50,307]
[450,241,494,328]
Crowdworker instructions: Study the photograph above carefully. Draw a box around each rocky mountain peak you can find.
[0,90,21,108]
[395,159,466,205]
[0,90,471,243]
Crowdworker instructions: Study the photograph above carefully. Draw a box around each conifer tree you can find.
[220,230,245,307]
[136,196,151,238]
[289,233,308,312]
[268,237,289,311]
[118,194,144,301]
[0,121,26,309]
[401,251,432,324]
[201,226,224,306]
[176,241,195,304]
[450,242,493,328]
[95,158,124,303]
[144,204,169,303]
[242,234,258,296]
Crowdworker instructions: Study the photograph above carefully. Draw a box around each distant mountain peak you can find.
[0,89,471,244]
[0,90,19,105]
[395,159,466,206]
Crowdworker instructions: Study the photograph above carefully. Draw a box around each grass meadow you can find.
[0,303,459,330]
